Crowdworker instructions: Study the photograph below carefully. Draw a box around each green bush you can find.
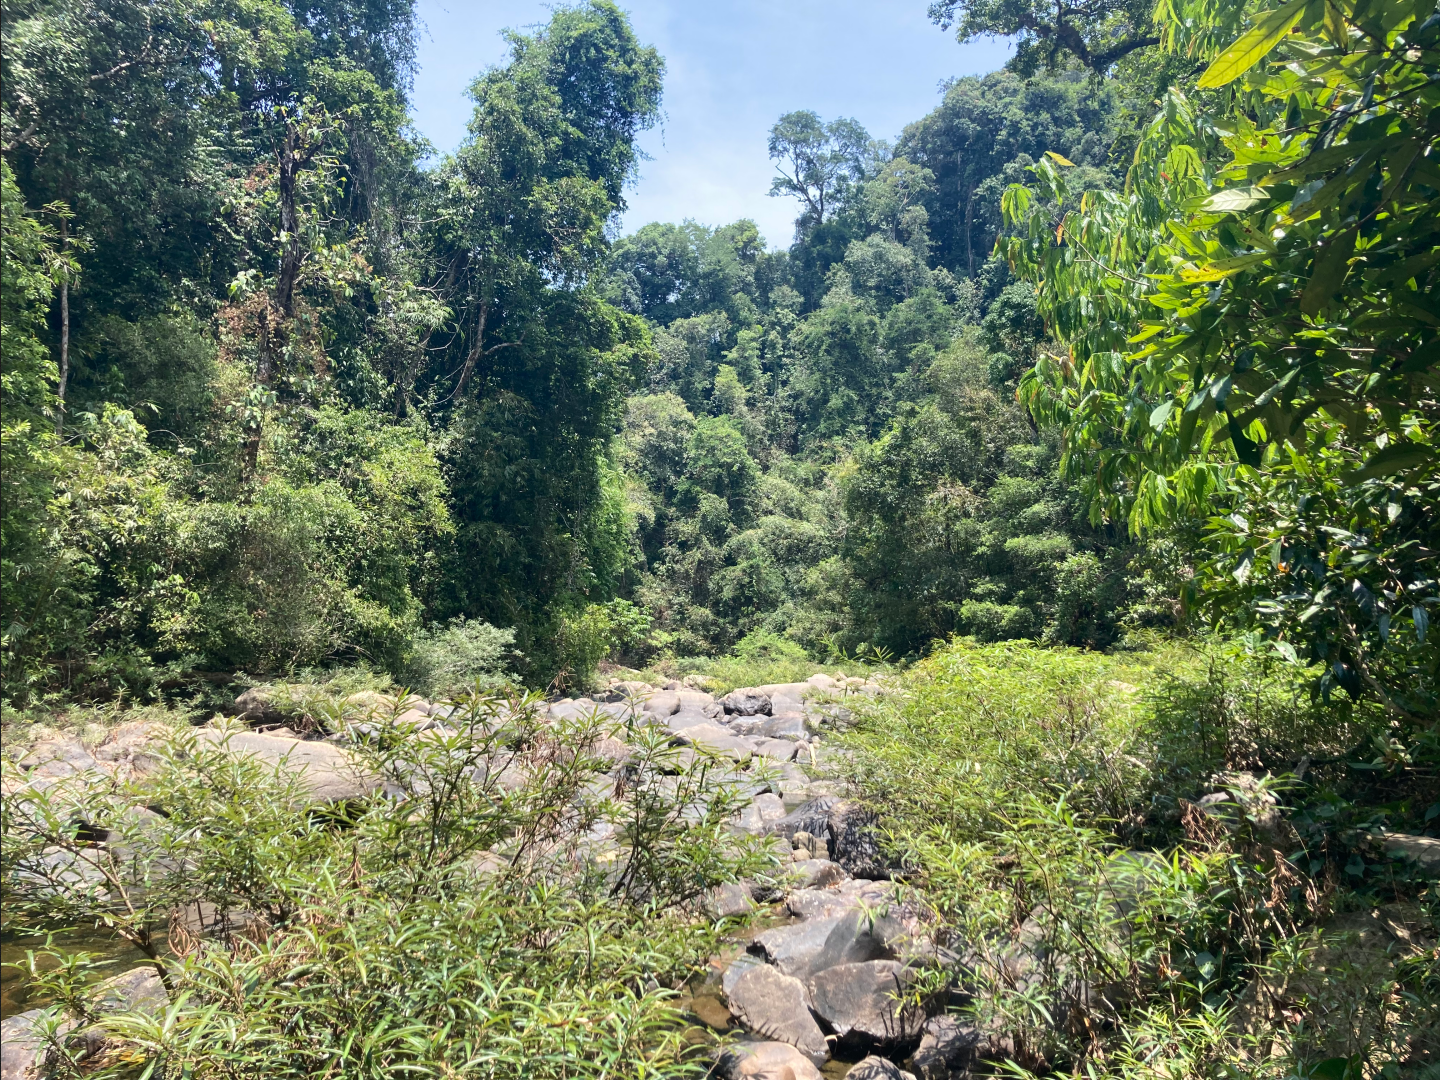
[405,617,519,699]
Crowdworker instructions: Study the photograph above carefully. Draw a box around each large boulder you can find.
[722,690,772,716]
[716,1041,824,1080]
[1381,832,1440,876]
[807,960,924,1048]
[750,908,899,980]
[192,728,381,803]
[639,689,681,717]
[725,964,830,1067]
[845,1057,914,1080]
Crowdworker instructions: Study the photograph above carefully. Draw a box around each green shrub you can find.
[405,617,519,698]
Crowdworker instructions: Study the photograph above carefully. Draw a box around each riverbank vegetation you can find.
[2,0,1437,1074]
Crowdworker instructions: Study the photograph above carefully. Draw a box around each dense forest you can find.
[2,0,1438,1075]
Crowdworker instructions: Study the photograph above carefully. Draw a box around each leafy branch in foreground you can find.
[1004,0,1440,717]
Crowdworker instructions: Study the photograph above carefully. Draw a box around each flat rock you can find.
[2,1008,73,1080]
[752,738,801,762]
[92,966,168,1015]
[725,964,829,1067]
[664,710,718,733]
[808,960,923,1047]
[1381,832,1440,874]
[193,728,381,802]
[18,737,99,779]
[759,714,808,740]
[717,1041,824,1080]
[674,725,757,760]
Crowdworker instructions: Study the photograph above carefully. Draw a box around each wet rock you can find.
[845,1056,914,1080]
[808,960,924,1047]
[193,728,382,803]
[723,690,772,716]
[911,1015,982,1080]
[725,964,829,1067]
[716,1041,824,1080]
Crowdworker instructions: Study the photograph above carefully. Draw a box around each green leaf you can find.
[1341,442,1433,482]
[1227,414,1263,466]
[1150,401,1175,429]
[1300,228,1357,317]
[1180,252,1271,282]
[1199,188,1276,213]
[1197,0,1309,89]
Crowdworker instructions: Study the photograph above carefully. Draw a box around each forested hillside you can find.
[1,0,1193,701]
[2,0,1438,1075]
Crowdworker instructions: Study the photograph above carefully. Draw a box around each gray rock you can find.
[663,710,717,734]
[640,689,681,716]
[706,881,755,918]
[725,964,830,1067]
[1,1008,74,1080]
[676,689,716,713]
[753,738,801,762]
[808,960,924,1047]
[751,908,898,980]
[232,687,284,723]
[722,950,768,997]
[18,738,98,779]
[716,1041,825,1080]
[911,1015,982,1080]
[192,728,381,803]
[759,714,808,740]
[1382,832,1440,875]
[735,793,788,833]
[723,690,772,716]
[844,1056,914,1080]
[673,725,758,761]
[788,860,849,891]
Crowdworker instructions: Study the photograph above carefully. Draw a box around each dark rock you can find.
[725,964,830,1067]
[809,961,924,1048]
[767,797,887,878]
[723,690,772,716]
[845,1056,914,1080]
[911,1015,982,1080]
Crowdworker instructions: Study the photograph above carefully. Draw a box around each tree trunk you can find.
[55,218,70,435]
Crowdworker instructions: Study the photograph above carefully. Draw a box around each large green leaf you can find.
[1197,0,1309,89]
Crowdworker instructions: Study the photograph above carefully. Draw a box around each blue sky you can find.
[411,1,1013,248]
